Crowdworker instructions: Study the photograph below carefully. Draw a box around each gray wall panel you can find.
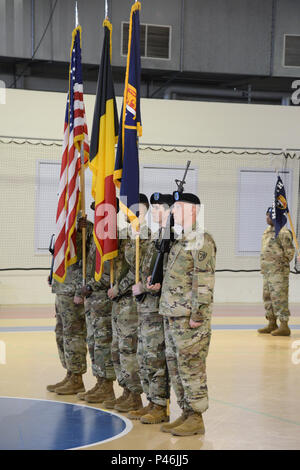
[111,0,181,70]
[183,0,272,75]
[0,0,31,58]
[34,0,105,64]
[2,0,300,81]
[34,0,53,60]
[273,0,300,77]
[51,0,105,64]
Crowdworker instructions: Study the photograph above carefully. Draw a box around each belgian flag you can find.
[89,19,119,281]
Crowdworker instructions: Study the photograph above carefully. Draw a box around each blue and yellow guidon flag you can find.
[272,175,289,237]
[114,1,142,229]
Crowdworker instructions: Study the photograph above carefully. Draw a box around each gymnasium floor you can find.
[0,303,300,450]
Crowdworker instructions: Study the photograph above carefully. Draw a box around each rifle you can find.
[48,234,55,286]
[149,160,191,286]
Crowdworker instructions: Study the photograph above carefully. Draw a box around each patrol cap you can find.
[173,191,200,205]
[150,192,173,207]
[139,193,149,210]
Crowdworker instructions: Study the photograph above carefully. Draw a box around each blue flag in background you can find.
[114,1,142,229]
[272,175,289,237]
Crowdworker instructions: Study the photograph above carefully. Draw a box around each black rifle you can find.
[149,160,191,286]
[48,234,55,286]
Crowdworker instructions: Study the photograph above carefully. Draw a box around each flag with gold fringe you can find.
[53,26,89,283]
[113,1,142,229]
[89,19,119,280]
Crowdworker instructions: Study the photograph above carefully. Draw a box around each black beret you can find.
[91,198,119,213]
[173,191,200,205]
[139,193,149,209]
[150,193,173,207]
[266,206,273,215]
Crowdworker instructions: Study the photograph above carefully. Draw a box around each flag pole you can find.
[104,0,115,287]
[136,233,140,283]
[80,143,87,286]
[135,0,140,284]
[75,1,79,28]
[76,3,87,286]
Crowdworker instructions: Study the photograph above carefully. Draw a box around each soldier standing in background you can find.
[78,202,116,404]
[47,216,93,395]
[258,207,295,336]
[106,194,149,413]
[128,193,173,424]
[149,192,216,436]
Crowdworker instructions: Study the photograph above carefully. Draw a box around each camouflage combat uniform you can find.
[136,230,170,407]
[84,238,115,380]
[111,227,142,394]
[52,224,93,375]
[260,225,295,322]
[159,226,216,414]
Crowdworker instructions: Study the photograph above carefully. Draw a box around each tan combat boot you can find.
[46,371,71,392]
[114,392,142,413]
[55,373,85,395]
[77,381,99,401]
[86,378,115,404]
[271,320,291,336]
[257,318,278,334]
[140,403,169,424]
[160,411,189,433]
[103,387,130,409]
[171,412,205,436]
[127,402,153,420]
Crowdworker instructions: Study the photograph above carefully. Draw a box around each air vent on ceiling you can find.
[284,35,300,67]
[122,23,171,60]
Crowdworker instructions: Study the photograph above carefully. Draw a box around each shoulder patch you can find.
[198,250,207,262]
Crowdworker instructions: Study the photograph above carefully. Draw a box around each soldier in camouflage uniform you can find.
[149,192,216,436]
[47,217,93,395]
[128,193,173,424]
[102,230,132,410]
[77,202,116,403]
[258,207,295,336]
[106,195,149,413]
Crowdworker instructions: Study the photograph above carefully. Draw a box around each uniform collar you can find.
[180,223,204,250]
[129,221,150,239]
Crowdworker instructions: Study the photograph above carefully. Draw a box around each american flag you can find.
[53,26,89,283]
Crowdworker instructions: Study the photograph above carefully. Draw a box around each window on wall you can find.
[121,23,171,59]
[35,162,198,253]
[237,169,292,255]
[35,161,94,253]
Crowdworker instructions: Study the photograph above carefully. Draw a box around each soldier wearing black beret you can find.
[148,191,217,436]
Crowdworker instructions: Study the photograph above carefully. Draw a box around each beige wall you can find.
[0,89,299,304]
